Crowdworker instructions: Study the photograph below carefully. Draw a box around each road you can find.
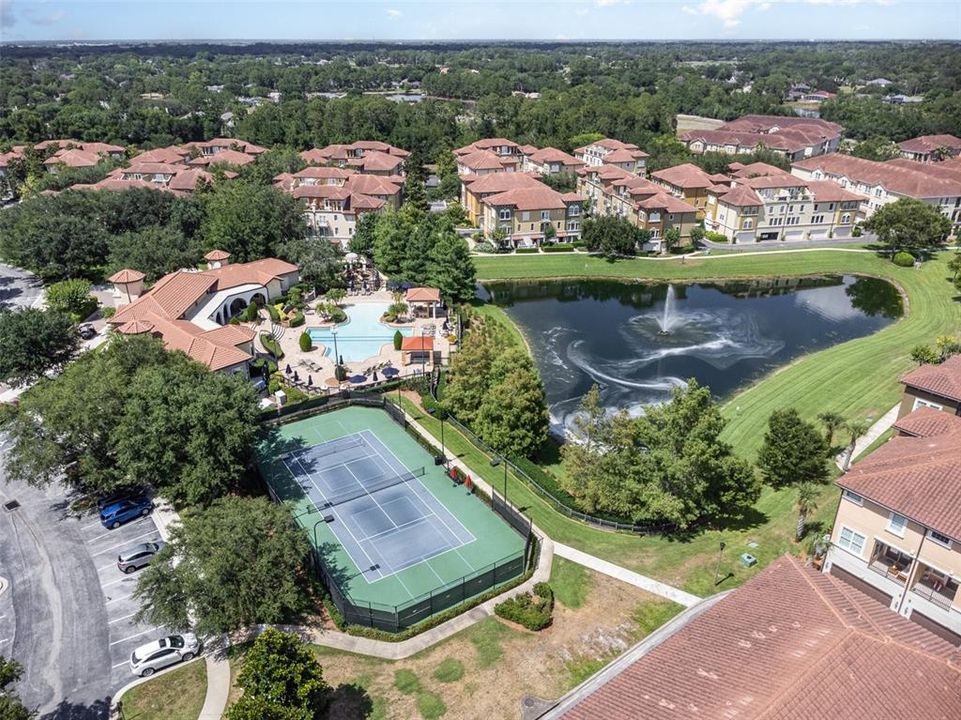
[0,263,43,311]
[0,436,167,719]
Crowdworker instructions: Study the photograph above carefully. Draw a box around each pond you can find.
[480,276,902,436]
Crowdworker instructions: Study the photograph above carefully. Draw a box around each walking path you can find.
[835,402,900,471]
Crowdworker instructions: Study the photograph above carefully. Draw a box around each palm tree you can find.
[842,420,870,471]
[817,411,846,447]
[796,482,819,542]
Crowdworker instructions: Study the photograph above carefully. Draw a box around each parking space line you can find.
[0,638,9,645]
[91,530,159,557]
[86,518,150,543]
[98,563,118,573]
[108,611,139,625]
[102,576,136,589]
[109,627,156,646]
[105,592,135,605]
[111,660,130,670]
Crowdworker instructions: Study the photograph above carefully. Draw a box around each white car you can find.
[129,633,200,677]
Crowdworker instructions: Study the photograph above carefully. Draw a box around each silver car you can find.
[129,633,200,677]
[117,541,165,574]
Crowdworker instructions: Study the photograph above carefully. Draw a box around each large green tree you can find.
[2,335,258,505]
[107,225,202,282]
[0,308,78,387]
[863,197,952,256]
[201,181,306,261]
[135,497,310,635]
[581,215,646,258]
[45,278,98,321]
[473,349,549,458]
[280,235,343,292]
[757,408,831,489]
[426,232,476,304]
[226,628,330,720]
[0,656,34,720]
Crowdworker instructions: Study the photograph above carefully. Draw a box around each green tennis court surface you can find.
[256,405,526,609]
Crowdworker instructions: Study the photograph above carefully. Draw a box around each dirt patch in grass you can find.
[299,568,677,720]
[121,659,207,720]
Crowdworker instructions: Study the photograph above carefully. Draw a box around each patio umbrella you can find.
[345,252,359,263]
[293,370,300,382]
[382,367,400,378]
[307,375,313,387]
[372,370,379,381]
[349,374,368,384]
[285,364,291,375]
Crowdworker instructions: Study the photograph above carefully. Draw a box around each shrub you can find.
[267,377,281,394]
[289,312,305,328]
[393,329,403,350]
[473,241,497,254]
[893,251,916,267]
[299,332,312,352]
[100,306,115,319]
[704,231,729,243]
[494,582,554,630]
[260,333,284,360]
[384,302,408,322]
[542,244,575,253]
[240,302,260,323]
[46,278,99,321]
[266,304,281,322]
[515,247,539,254]
[852,225,863,237]
[572,240,587,248]
[334,364,347,382]
[284,384,308,404]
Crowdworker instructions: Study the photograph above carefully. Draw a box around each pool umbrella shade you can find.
[382,367,400,377]
[307,375,313,386]
[349,374,368,384]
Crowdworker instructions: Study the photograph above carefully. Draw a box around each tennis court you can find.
[256,405,527,614]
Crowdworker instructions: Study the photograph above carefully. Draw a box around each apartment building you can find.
[275,168,403,245]
[898,355,961,418]
[575,163,635,208]
[680,115,842,162]
[521,147,584,176]
[898,134,961,163]
[824,408,961,645]
[792,153,961,229]
[480,185,583,248]
[300,141,409,176]
[704,167,860,243]
[42,141,127,173]
[650,163,728,217]
[573,138,648,175]
[460,172,545,227]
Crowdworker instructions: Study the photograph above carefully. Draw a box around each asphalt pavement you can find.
[0,435,168,720]
[0,263,43,311]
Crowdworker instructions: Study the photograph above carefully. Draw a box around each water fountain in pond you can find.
[657,284,678,335]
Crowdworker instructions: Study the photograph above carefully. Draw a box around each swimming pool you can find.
[308,303,413,363]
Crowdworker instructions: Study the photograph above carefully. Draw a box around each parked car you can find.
[78,323,97,340]
[117,541,166,574]
[98,495,153,529]
[129,633,200,677]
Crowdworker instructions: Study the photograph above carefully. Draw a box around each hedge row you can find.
[289,311,306,327]
[260,333,284,360]
[541,244,575,253]
[515,247,539,254]
[494,582,554,630]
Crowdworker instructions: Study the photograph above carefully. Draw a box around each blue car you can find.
[99,495,153,529]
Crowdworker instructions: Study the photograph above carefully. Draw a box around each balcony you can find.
[867,542,914,586]
[910,565,959,611]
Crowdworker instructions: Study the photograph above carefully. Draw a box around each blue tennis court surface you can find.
[282,429,475,583]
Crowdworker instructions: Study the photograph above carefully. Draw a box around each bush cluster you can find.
[299,331,313,352]
[515,247,539,254]
[704,231,729,243]
[541,244,575,253]
[893,251,916,267]
[473,241,497,254]
[266,304,281,322]
[494,582,554,630]
[289,311,305,327]
[260,333,285,360]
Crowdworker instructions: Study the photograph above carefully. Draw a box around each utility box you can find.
[740,553,758,568]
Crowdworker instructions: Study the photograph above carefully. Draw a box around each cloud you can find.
[681,0,895,29]
[385,8,402,17]
[594,0,632,6]
[1,0,16,28]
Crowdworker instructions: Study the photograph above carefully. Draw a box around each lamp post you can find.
[489,454,508,503]
[714,541,726,586]
[426,407,446,463]
[330,327,340,378]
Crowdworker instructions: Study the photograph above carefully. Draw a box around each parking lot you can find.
[0,443,170,718]
[75,510,171,692]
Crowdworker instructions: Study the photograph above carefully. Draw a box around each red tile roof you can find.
[793,153,961,199]
[838,408,961,541]
[638,193,698,214]
[893,406,961,438]
[900,355,961,402]
[806,180,862,203]
[526,147,584,167]
[129,147,189,165]
[406,287,441,303]
[717,185,763,207]
[188,149,255,167]
[553,555,961,720]
[483,185,576,211]
[204,249,231,262]
[898,134,961,154]
[651,163,714,189]
[401,336,434,351]
[461,172,544,194]
[458,149,508,171]
[43,148,101,168]
[108,269,146,284]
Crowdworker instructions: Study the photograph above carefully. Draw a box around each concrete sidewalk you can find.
[835,403,899,470]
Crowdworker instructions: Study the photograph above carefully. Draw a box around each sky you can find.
[0,0,959,42]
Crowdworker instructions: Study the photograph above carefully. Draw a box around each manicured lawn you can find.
[120,659,207,720]
[550,556,590,609]
[476,250,960,459]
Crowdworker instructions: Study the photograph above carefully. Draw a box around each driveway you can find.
[0,263,43,310]
[0,436,168,720]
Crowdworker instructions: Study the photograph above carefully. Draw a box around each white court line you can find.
[91,530,159,557]
[108,611,139,625]
[109,627,156,646]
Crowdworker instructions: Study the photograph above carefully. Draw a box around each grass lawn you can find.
[119,659,207,720]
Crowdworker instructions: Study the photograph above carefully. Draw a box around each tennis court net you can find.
[292,436,366,464]
[322,466,426,509]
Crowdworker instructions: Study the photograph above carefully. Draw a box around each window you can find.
[541,210,550,221]
[927,529,953,548]
[521,211,531,221]
[743,219,753,230]
[838,526,867,557]
[498,209,511,221]
[912,397,944,411]
[842,490,864,506]
[841,213,851,224]
[569,205,580,216]
[887,512,908,537]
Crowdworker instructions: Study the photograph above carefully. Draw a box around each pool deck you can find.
[267,291,453,389]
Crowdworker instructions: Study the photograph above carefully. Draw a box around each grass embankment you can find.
[120,660,207,720]
[420,250,959,595]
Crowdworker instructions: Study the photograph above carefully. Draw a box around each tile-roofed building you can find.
[898,134,961,163]
[898,354,961,418]
[480,184,583,248]
[107,253,298,374]
[187,148,256,168]
[824,405,961,646]
[276,170,403,246]
[650,163,717,216]
[573,138,649,174]
[681,114,842,162]
[542,555,961,719]
[43,148,102,172]
[454,138,522,159]
[129,146,191,166]
[522,147,584,176]
[792,153,961,230]
[456,149,519,176]
[460,171,545,226]
[299,141,409,174]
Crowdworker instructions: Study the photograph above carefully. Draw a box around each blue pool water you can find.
[308,303,413,363]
